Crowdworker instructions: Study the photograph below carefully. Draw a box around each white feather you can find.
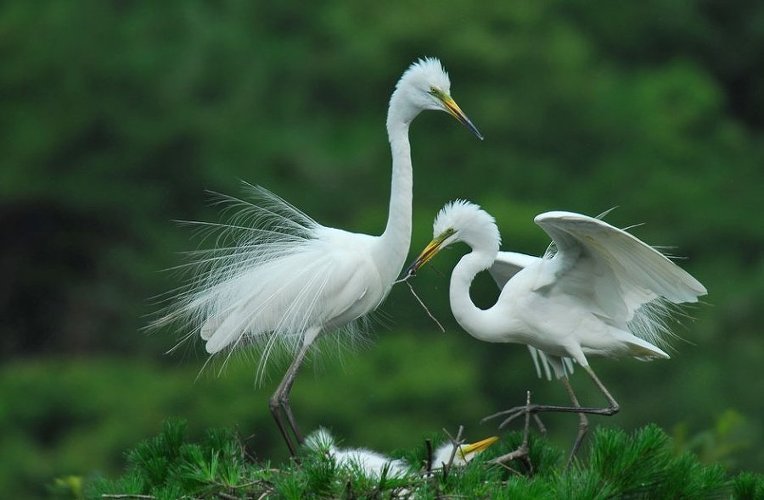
[305,428,411,479]
[152,58,483,402]
[153,184,385,381]
[534,211,706,351]
[418,202,706,371]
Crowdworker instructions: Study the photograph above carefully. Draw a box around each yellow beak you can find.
[461,436,500,457]
[402,229,453,279]
[441,95,484,140]
[429,87,483,140]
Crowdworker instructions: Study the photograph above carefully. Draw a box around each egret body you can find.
[156,60,482,456]
[406,201,706,460]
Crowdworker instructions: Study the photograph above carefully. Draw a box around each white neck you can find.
[375,93,416,281]
[449,250,501,342]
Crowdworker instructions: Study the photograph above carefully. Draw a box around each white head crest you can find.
[397,57,451,95]
[433,200,501,253]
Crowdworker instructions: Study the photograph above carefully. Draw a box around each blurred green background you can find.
[2,1,763,496]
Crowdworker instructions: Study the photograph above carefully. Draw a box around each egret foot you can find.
[483,401,618,430]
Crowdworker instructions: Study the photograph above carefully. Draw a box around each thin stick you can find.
[490,391,533,475]
[404,280,446,333]
[101,495,156,499]
[441,425,465,480]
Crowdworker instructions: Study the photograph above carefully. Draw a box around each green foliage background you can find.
[1,1,762,496]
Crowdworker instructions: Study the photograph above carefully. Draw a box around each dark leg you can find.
[482,365,620,429]
[533,415,547,435]
[269,340,313,457]
[582,365,620,411]
[560,376,587,467]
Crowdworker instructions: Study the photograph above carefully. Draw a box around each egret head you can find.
[405,200,500,277]
[432,436,499,467]
[304,427,336,454]
[392,58,483,139]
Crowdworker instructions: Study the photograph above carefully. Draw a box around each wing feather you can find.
[489,251,540,288]
[533,211,707,348]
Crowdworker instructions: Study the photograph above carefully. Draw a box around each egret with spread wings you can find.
[405,200,706,461]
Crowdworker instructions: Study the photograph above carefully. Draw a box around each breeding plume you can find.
[155,60,482,456]
[406,201,706,460]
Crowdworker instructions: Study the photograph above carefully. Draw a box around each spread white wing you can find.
[533,211,707,349]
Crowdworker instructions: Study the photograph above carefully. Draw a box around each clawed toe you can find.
[498,405,538,429]
[482,404,539,429]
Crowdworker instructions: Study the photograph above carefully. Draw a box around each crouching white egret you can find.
[304,428,498,479]
[404,201,706,461]
[431,434,500,470]
[305,428,411,479]
[154,59,482,456]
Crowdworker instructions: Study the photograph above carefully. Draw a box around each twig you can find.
[216,493,240,500]
[256,490,273,500]
[441,425,465,480]
[404,280,446,333]
[490,391,534,475]
[101,495,156,499]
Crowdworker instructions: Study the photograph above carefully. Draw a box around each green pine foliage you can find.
[80,420,763,499]
[4,0,764,497]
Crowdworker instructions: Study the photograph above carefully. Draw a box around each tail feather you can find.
[614,328,670,361]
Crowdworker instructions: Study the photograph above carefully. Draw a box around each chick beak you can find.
[461,436,500,457]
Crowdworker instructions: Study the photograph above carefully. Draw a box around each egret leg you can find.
[582,365,620,410]
[560,376,587,467]
[269,338,313,457]
[533,415,547,435]
[482,365,620,429]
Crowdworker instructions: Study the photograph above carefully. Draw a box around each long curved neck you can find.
[376,94,416,280]
[450,250,499,341]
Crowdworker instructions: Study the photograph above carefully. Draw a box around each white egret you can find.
[304,428,498,479]
[154,59,483,456]
[405,200,707,460]
[305,428,411,479]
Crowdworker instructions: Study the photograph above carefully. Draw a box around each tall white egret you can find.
[404,200,706,461]
[304,428,498,479]
[155,59,483,456]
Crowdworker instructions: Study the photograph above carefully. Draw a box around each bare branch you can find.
[490,391,534,475]
[101,495,156,500]
[441,425,465,480]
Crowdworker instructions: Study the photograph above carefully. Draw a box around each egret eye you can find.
[428,86,447,99]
